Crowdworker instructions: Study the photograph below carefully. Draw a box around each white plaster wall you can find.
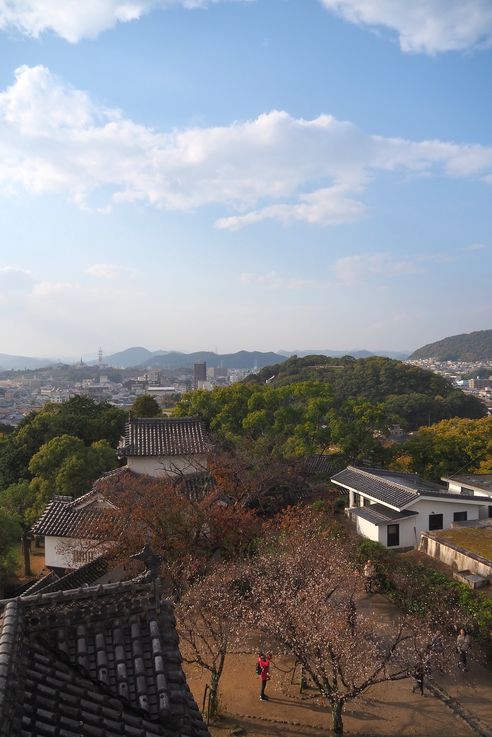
[126,454,208,478]
[355,516,379,542]
[378,517,418,548]
[408,499,481,542]
[45,536,101,569]
[447,481,464,494]
[354,515,416,548]
[446,480,492,501]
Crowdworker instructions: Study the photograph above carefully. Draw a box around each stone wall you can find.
[419,531,492,579]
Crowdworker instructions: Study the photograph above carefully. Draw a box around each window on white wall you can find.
[387,524,399,547]
[453,511,467,522]
[429,514,443,531]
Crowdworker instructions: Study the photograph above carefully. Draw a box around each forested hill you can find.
[247,354,449,397]
[409,329,492,361]
[245,354,486,428]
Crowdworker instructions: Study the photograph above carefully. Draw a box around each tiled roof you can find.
[331,466,419,508]
[303,454,343,476]
[118,418,209,458]
[331,466,491,509]
[31,467,213,540]
[30,498,116,539]
[179,471,214,502]
[350,504,418,526]
[442,474,492,494]
[22,556,109,596]
[0,577,210,737]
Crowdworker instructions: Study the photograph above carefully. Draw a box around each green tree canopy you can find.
[0,509,22,589]
[26,434,118,517]
[245,355,486,430]
[175,381,389,463]
[391,416,492,480]
[130,395,161,417]
[0,396,125,491]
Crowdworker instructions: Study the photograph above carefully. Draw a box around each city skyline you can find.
[0,0,491,356]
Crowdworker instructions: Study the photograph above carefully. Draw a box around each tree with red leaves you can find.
[100,471,260,587]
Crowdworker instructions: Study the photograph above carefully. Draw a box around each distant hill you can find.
[0,353,56,370]
[138,350,286,371]
[102,346,168,368]
[410,330,492,362]
[279,348,409,360]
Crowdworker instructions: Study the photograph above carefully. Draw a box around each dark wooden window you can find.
[429,513,443,531]
[453,511,467,522]
[387,524,399,547]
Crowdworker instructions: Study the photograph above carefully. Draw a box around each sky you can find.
[0,0,491,358]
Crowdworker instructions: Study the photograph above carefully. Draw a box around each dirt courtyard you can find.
[185,650,482,737]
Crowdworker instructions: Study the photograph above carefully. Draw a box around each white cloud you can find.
[86,263,131,279]
[216,186,366,230]
[333,252,421,285]
[320,0,492,54]
[0,0,242,43]
[467,242,487,251]
[2,66,492,228]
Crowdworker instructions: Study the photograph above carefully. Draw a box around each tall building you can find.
[193,362,206,389]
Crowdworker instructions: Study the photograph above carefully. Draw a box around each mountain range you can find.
[102,347,410,368]
[3,332,489,371]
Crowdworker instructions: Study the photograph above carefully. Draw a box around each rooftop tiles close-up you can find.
[0,573,210,737]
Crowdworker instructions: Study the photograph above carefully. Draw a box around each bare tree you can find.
[240,516,453,737]
[175,563,241,717]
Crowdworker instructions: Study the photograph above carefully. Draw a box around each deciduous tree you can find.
[176,563,241,717]
[240,515,452,737]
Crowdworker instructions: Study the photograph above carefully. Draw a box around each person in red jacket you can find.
[257,651,272,700]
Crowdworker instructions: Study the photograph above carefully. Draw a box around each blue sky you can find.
[0,0,491,358]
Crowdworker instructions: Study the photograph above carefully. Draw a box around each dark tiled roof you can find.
[0,577,210,737]
[31,467,212,540]
[22,556,109,596]
[442,474,492,494]
[331,466,491,509]
[31,468,145,538]
[20,571,59,595]
[179,472,214,502]
[31,498,116,539]
[331,466,419,508]
[350,504,418,526]
[118,418,209,457]
[303,454,343,476]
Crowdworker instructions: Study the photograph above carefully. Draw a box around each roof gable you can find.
[118,418,209,458]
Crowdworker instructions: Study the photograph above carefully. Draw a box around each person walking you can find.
[456,628,471,672]
[411,662,425,696]
[363,559,376,593]
[257,651,272,701]
[347,597,356,635]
